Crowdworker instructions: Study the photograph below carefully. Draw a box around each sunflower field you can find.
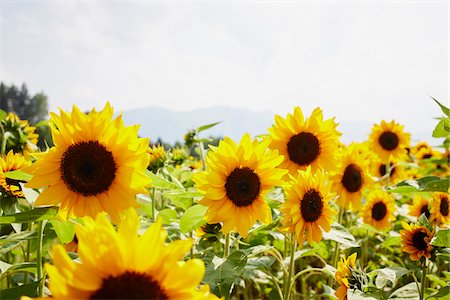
[0,99,449,300]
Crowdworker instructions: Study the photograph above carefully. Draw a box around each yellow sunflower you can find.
[0,112,38,156]
[369,120,410,162]
[400,222,433,261]
[41,208,217,300]
[430,192,450,226]
[268,107,341,175]
[331,144,373,211]
[370,160,406,185]
[411,141,432,159]
[408,196,431,219]
[361,190,396,231]
[280,167,336,245]
[194,134,287,237]
[335,253,357,300]
[25,103,151,222]
[0,150,31,198]
[147,144,166,172]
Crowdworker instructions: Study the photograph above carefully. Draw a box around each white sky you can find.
[0,1,448,139]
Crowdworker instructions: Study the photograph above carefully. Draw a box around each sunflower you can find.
[331,144,373,211]
[268,107,341,174]
[408,196,431,219]
[147,144,166,172]
[369,120,410,162]
[280,167,336,245]
[400,222,433,261]
[40,208,217,300]
[25,103,151,222]
[335,253,357,300]
[361,190,396,231]
[430,192,450,226]
[370,160,405,185]
[194,134,286,237]
[411,142,432,160]
[0,150,31,198]
[0,112,38,156]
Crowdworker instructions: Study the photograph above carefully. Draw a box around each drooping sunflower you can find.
[361,190,396,231]
[400,222,433,261]
[335,253,357,300]
[0,150,31,198]
[25,103,151,222]
[41,208,218,300]
[430,192,450,226]
[0,112,38,156]
[268,107,341,175]
[408,196,431,219]
[369,120,410,162]
[280,167,336,245]
[370,160,406,185]
[194,134,287,237]
[331,144,373,211]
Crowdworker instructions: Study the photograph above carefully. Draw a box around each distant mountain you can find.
[121,106,436,146]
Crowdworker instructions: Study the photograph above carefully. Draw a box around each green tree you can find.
[0,82,49,124]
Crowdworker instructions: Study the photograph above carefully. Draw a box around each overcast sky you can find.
[0,1,448,140]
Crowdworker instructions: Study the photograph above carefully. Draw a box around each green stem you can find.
[151,188,156,221]
[284,234,296,300]
[385,161,391,187]
[36,221,45,297]
[189,231,194,259]
[291,268,334,290]
[267,272,284,300]
[420,260,428,300]
[224,233,230,258]
[197,133,206,171]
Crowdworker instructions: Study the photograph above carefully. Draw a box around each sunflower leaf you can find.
[431,228,450,248]
[427,285,450,299]
[0,207,58,224]
[179,204,207,233]
[145,170,182,190]
[388,282,419,299]
[3,169,32,181]
[431,97,450,117]
[322,222,359,247]
[433,118,450,138]
[375,267,412,289]
[50,219,75,244]
[0,109,7,121]
[387,176,450,193]
[197,121,222,133]
[0,281,39,299]
[0,262,37,281]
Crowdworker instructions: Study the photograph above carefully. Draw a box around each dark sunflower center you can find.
[300,189,324,222]
[412,231,428,251]
[341,164,363,193]
[287,132,321,166]
[61,141,117,197]
[5,177,24,190]
[420,204,431,219]
[371,201,387,221]
[440,196,449,216]
[225,167,261,207]
[378,131,399,151]
[379,163,396,177]
[90,271,168,299]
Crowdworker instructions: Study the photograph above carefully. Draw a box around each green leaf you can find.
[2,169,33,181]
[157,209,178,225]
[382,236,402,249]
[388,176,450,193]
[50,219,75,244]
[246,256,275,270]
[427,285,450,299]
[431,97,450,117]
[163,190,202,210]
[375,267,412,289]
[388,282,419,299]
[0,109,7,121]
[431,228,450,248]
[0,281,39,299]
[433,118,450,138]
[179,205,207,233]
[0,207,58,224]
[197,121,221,133]
[146,170,183,190]
[322,222,359,247]
[0,231,36,247]
[0,262,37,281]
[426,274,447,287]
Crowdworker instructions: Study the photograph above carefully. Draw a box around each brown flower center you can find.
[371,201,387,221]
[420,204,430,219]
[412,230,428,251]
[90,271,168,299]
[61,141,117,196]
[300,189,324,222]
[287,132,321,166]
[379,163,396,177]
[378,131,399,151]
[341,164,363,193]
[225,167,261,207]
[440,196,449,217]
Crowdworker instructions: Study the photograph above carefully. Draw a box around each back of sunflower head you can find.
[0,112,38,156]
